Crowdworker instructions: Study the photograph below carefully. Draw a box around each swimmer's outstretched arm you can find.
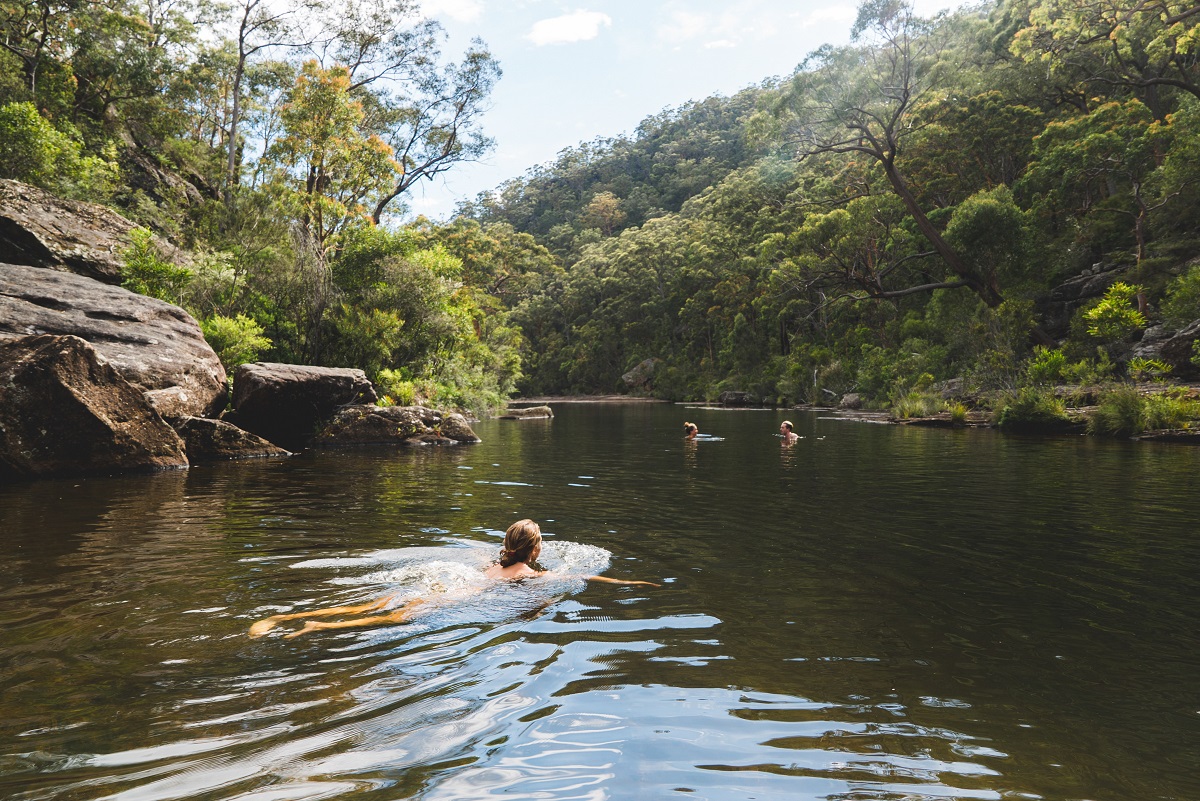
[584,575,661,587]
[249,594,399,638]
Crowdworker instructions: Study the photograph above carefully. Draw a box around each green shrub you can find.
[891,391,940,419]
[1144,393,1200,430]
[1026,346,1067,384]
[0,101,117,197]
[1087,387,1146,437]
[994,388,1071,431]
[1084,282,1146,340]
[947,401,968,426]
[121,228,193,304]
[1161,265,1200,327]
[200,314,272,370]
[377,368,418,407]
[1127,357,1171,382]
[0,102,74,185]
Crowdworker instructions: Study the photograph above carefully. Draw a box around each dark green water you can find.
[2,403,1198,801]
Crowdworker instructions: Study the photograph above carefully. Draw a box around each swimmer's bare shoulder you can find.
[484,562,542,580]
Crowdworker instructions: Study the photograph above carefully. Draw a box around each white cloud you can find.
[421,0,483,23]
[657,11,708,44]
[526,10,612,46]
[800,5,857,29]
[704,38,738,49]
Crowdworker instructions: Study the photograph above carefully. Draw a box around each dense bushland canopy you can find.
[5,0,1200,411]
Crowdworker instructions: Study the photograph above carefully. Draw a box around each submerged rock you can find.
[0,334,188,480]
[0,262,227,419]
[499,405,554,419]
[228,363,377,451]
[311,405,480,447]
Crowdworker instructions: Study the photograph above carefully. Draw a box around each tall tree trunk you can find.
[224,56,246,207]
[880,159,1056,347]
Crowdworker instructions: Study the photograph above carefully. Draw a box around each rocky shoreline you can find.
[0,180,480,482]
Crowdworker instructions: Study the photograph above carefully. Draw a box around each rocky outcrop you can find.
[174,417,290,462]
[311,405,480,447]
[1037,264,1125,338]
[1130,320,1200,379]
[0,262,227,418]
[499,405,554,419]
[0,179,135,283]
[621,357,661,389]
[1132,428,1200,444]
[839,393,863,410]
[718,390,757,407]
[0,335,189,480]
[117,134,214,209]
[228,363,378,450]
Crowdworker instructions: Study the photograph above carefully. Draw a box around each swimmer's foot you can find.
[283,621,321,639]
[248,618,280,638]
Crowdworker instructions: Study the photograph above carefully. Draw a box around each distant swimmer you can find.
[779,420,798,445]
[249,519,659,639]
[683,421,724,442]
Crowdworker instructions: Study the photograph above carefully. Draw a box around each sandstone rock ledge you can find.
[499,405,553,420]
[311,405,480,447]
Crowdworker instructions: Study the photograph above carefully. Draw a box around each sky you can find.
[406,1,962,220]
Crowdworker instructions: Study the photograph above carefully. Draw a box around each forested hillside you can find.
[459,0,1200,421]
[6,0,1200,428]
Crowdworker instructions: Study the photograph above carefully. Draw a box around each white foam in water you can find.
[298,540,613,612]
[538,540,610,575]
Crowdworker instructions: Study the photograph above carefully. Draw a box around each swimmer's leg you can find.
[248,594,396,638]
[282,598,427,639]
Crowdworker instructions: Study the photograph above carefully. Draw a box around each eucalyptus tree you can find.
[0,0,81,109]
[303,0,498,223]
[1020,98,1177,264]
[1010,0,1200,119]
[773,0,1056,345]
[217,0,317,204]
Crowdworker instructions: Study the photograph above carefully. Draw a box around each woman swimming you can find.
[249,519,659,639]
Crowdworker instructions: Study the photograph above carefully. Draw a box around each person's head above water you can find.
[500,519,542,567]
[780,420,793,433]
[683,422,698,438]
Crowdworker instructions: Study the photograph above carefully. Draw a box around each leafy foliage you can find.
[11,0,1200,417]
[1083,282,1147,340]
[121,229,193,304]
[201,314,272,369]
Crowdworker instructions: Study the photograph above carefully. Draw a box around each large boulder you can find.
[621,357,661,389]
[174,417,291,462]
[718,390,757,407]
[229,363,378,450]
[311,405,480,447]
[0,262,227,418]
[1131,320,1200,379]
[0,334,188,480]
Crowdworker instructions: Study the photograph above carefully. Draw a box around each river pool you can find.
[2,402,1198,800]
